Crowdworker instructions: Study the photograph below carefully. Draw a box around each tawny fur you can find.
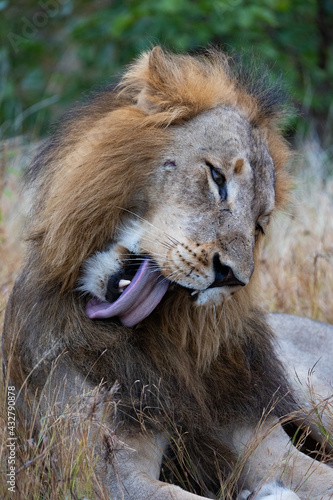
[4,48,332,499]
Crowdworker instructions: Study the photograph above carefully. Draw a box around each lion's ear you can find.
[122,46,226,121]
[148,45,170,75]
[135,46,175,114]
[122,46,193,116]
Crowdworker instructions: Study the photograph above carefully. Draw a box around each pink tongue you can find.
[86,259,169,327]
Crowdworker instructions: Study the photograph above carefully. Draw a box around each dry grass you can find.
[0,137,332,498]
[260,139,333,323]
[0,374,118,499]
[0,139,31,313]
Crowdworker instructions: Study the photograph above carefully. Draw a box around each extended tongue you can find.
[86,259,169,327]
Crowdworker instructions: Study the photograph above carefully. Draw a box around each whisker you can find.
[161,242,173,250]
[116,207,168,236]
[120,254,146,259]
[116,206,182,248]
[139,248,174,263]
[166,235,181,246]
[163,270,182,283]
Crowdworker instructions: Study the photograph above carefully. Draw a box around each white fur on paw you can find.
[77,248,122,299]
[237,482,300,500]
[76,220,145,299]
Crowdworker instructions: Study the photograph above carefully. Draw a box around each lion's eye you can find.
[211,168,225,186]
[255,223,265,236]
[255,214,271,237]
[206,162,227,202]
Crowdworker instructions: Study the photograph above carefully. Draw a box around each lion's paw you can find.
[237,481,300,500]
[77,245,125,300]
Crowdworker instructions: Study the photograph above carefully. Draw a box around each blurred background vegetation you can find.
[0,0,332,142]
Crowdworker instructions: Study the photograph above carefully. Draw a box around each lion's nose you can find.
[209,253,246,288]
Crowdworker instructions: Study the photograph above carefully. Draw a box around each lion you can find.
[2,47,333,499]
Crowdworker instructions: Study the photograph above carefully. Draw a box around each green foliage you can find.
[1,0,332,139]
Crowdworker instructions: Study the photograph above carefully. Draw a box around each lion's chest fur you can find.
[61,297,293,434]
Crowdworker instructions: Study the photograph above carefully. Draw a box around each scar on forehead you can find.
[234,158,244,174]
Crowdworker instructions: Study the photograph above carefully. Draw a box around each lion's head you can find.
[128,106,275,302]
[27,47,290,330]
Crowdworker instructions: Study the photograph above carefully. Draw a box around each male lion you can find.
[2,47,333,499]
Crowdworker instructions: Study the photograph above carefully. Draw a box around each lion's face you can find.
[120,106,275,307]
